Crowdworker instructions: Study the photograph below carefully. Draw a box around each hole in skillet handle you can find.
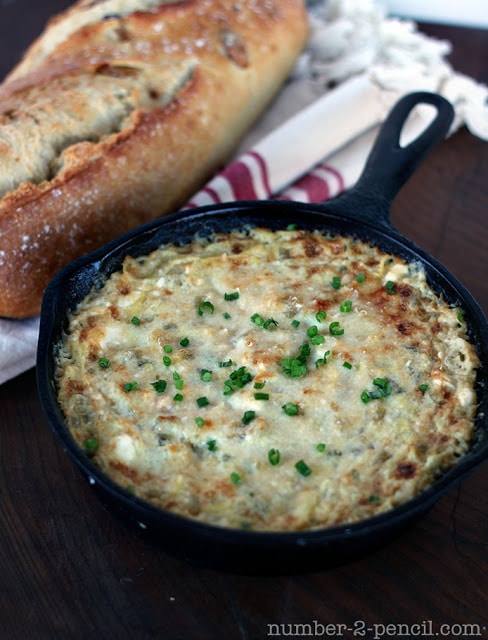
[321,92,455,228]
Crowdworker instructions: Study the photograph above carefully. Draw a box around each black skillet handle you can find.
[326,92,455,228]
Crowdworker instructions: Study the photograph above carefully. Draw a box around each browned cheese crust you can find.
[0,0,308,317]
[55,228,480,532]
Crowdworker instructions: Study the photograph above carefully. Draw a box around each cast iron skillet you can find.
[37,92,488,574]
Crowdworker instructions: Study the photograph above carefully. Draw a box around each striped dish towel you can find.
[185,75,385,209]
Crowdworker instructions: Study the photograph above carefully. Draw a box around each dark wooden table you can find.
[1,4,487,639]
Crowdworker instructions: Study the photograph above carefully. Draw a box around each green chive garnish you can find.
[418,384,428,393]
[123,381,138,392]
[329,321,344,336]
[316,443,326,453]
[343,361,353,369]
[173,393,184,402]
[356,273,365,283]
[83,438,99,455]
[198,300,214,316]
[163,344,173,353]
[251,313,278,329]
[131,316,141,325]
[200,369,213,382]
[282,402,299,416]
[332,276,341,290]
[206,439,217,452]
[254,392,269,401]
[340,300,352,312]
[295,460,312,477]
[315,310,327,322]
[385,280,396,294]
[242,410,256,425]
[98,357,110,369]
[163,355,171,366]
[268,448,281,466]
[179,337,190,347]
[291,319,301,328]
[224,291,240,301]
[230,472,241,485]
[197,396,209,408]
[195,417,205,427]
[151,379,167,393]
[223,366,253,395]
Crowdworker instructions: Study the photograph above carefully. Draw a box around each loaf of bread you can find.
[0,0,308,318]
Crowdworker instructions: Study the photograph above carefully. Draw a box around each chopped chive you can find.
[361,377,392,402]
[280,342,311,378]
[253,381,266,389]
[179,337,190,347]
[343,361,353,369]
[315,350,331,368]
[254,392,269,401]
[268,448,281,466]
[368,494,381,504]
[385,280,396,294]
[223,366,253,395]
[230,472,241,485]
[329,321,344,336]
[98,357,110,369]
[200,369,213,382]
[315,310,327,323]
[242,410,256,425]
[151,379,167,393]
[174,378,184,391]
[123,381,138,392]
[418,384,428,393]
[251,313,278,330]
[310,334,325,346]
[457,310,466,323]
[340,300,352,313]
[251,312,264,326]
[198,300,214,316]
[206,439,217,452]
[131,316,141,325]
[195,417,205,427]
[356,273,365,283]
[83,437,99,455]
[291,319,301,328]
[361,390,370,404]
[286,223,298,231]
[332,276,341,290]
[307,325,318,338]
[163,344,173,354]
[316,443,326,453]
[163,355,171,366]
[282,402,299,416]
[196,396,209,408]
[223,312,231,320]
[295,460,312,477]
[224,291,240,301]
[219,359,233,368]
[173,393,184,402]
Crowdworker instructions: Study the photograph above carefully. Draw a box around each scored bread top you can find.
[0,0,308,317]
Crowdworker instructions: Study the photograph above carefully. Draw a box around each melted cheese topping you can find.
[55,227,479,531]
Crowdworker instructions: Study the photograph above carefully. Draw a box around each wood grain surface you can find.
[0,4,487,639]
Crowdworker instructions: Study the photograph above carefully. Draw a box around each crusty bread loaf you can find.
[0,0,308,317]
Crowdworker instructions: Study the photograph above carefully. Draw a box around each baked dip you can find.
[55,227,479,531]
